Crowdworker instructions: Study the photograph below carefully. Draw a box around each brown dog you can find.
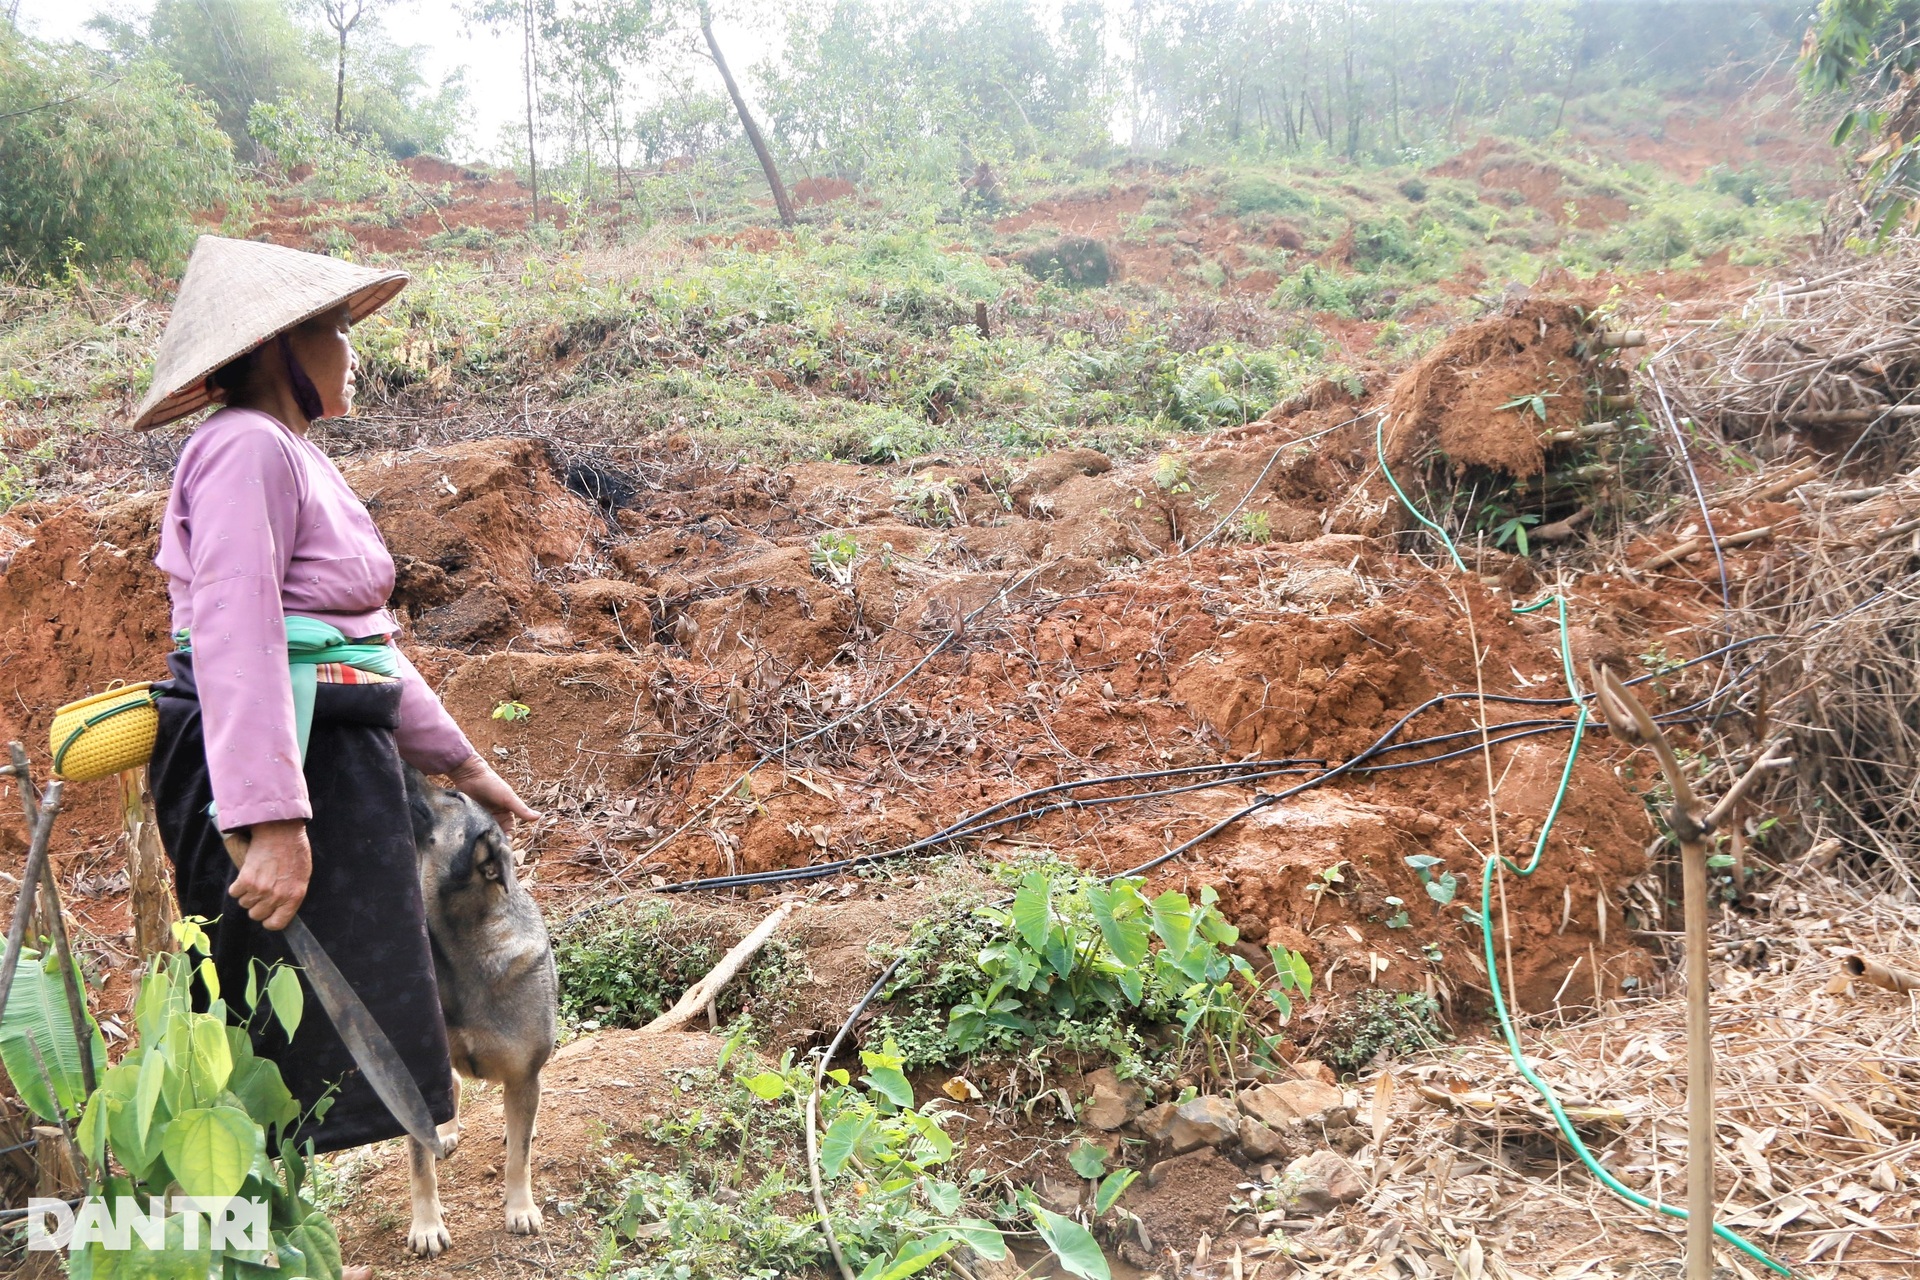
[402,768,558,1256]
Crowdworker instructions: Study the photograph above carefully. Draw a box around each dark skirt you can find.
[150,653,456,1154]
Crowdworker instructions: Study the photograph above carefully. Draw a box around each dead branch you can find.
[642,900,801,1033]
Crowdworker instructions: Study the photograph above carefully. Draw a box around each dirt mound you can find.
[1435,138,1631,229]
[0,437,605,848]
[0,495,172,838]
[1382,297,1594,478]
[248,161,536,256]
[792,176,858,206]
[347,437,603,646]
[331,1028,723,1276]
[993,185,1297,295]
[0,419,1655,1015]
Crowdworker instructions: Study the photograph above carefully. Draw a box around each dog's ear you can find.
[405,768,439,849]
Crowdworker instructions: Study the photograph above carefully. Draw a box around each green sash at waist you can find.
[174,617,401,822]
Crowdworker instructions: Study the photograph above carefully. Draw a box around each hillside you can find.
[5,76,1919,1280]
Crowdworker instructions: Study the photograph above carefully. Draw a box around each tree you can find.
[466,0,554,221]
[320,0,370,133]
[696,0,794,226]
[1802,0,1920,234]
[91,0,460,157]
[115,0,327,146]
[0,30,240,273]
[540,0,653,200]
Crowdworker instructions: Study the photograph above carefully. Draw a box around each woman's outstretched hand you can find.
[230,819,312,931]
[445,755,540,834]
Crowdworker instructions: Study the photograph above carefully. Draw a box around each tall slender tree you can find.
[696,0,794,226]
[319,0,370,132]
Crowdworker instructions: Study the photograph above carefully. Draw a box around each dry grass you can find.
[1646,239,1920,473]
[1235,872,1920,1278]
[1613,247,1920,889]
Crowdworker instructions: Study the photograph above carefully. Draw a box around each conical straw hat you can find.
[132,235,408,431]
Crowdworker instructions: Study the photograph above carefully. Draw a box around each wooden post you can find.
[119,768,177,958]
[1677,825,1714,1280]
[1592,669,1790,1280]
[24,1125,80,1280]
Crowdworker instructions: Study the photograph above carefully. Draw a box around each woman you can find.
[133,235,537,1165]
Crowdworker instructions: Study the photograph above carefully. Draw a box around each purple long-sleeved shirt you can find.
[154,408,475,829]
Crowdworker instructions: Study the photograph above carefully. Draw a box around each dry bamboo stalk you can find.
[119,767,177,958]
[1751,464,1824,504]
[1545,421,1621,444]
[643,900,800,1032]
[1597,329,1647,349]
[1531,505,1592,544]
[1785,405,1920,427]
[1641,524,1776,571]
[1840,954,1920,993]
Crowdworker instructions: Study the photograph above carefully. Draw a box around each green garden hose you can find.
[1374,416,1791,1276]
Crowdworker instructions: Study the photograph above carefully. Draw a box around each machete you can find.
[224,832,446,1159]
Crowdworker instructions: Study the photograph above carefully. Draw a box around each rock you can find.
[1032,1174,1081,1216]
[1279,1150,1366,1213]
[414,583,517,645]
[1238,1117,1288,1160]
[1132,1102,1179,1143]
[1082,1068,1146,1131]
[1167,1095,1239,1153]
[1294,1059,1338,1085]
[1238,1078,1344,1128]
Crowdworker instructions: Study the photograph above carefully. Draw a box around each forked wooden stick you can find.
[642,900,800,1033]
[1592,667,1790,1280]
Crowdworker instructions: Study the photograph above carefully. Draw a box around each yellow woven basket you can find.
[49,683,161,782]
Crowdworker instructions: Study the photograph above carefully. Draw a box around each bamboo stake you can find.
[1591,668,1791,1280]
[641,900,799,1033]
[8,746,89,1096]
[28,793,85,1097]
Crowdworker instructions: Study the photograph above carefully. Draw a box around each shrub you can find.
[1314,988,1447,1076]
[1015,236,1112,287]
[1349,216,1420,270]
[871,862,1312,1082]
[1224,173,1311,215]
[551,901,795,1031]
[0,32,240,274]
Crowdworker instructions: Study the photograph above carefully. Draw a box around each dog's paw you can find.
[436,1123,462,1158]
[505,1202,544,1237]
[407,1221,452,1258]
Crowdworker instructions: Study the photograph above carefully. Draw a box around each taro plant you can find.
[944,869,1312,1083]
[608,1039,1083,1280]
